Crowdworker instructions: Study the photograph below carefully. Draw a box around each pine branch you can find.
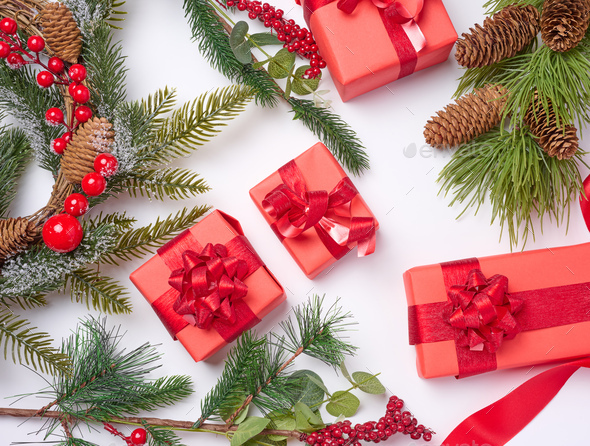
[484,0,543,15]
[64,268,132,315]
[84,212,136,233]
[0,307,71,375]
[123,168,210,201]
[63,0,127,31]
[0,127,32,218]
[141,87,178,128]
[0,292,47,311]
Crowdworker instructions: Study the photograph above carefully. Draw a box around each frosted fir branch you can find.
[62,0,113,37]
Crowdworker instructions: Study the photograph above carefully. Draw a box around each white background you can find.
[1,0,589,445]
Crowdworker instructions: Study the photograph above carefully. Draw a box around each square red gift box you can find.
[130,210,285,362]
[250,142,378,279]
[404,243,590,379]
[298,0,457,101]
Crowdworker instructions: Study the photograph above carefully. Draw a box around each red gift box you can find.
[250,142,378,279]
[130,210,285,362]
[404,243,590,379]
[299,0,457,101]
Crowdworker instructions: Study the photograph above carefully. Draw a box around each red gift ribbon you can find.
[580,174,590,231]
[443,357,590,446]
[408,258,590,377]
[299,0,426,79]
[151,229,262,343]
[262,159,376,260]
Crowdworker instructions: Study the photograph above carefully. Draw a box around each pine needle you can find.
[0,127,32,218]
[124,168,210,201]
[483,0,543,15]
[64,268,132,315]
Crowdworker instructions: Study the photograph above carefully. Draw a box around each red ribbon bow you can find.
[262,160,376,258]
[446,269,524,353]
[168,243,249,330]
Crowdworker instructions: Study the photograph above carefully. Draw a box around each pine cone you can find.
[0,217,37,264]
[456,4,541,68]
[38,2,82,63]
[424,85,508,148]
[541,0,590,52]
[524,93,579,160]
[61,117,115,184]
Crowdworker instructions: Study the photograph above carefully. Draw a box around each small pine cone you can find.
[524,94,579,160]
[61,117,115,184]
[456,4,541,68]
[424,85,508,148]
[38,2,82,63]
[0,217,37,263]
[541,0,590,52]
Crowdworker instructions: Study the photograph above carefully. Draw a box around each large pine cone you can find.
[424,85,508,148]
[38,2,82,63]
[456,5,541,68]
[61,117,115,184]
[524,93,579,160]
[0,217,37,264]
[541,0,590,52]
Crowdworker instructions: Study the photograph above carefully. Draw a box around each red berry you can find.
[81,172,106,196]
[319,60,327,68]
[226,0,235,5]
[68,81,79,97]
[51,138,67,155]
[75,105,92,123]
[94,153,118,177]
[311,67,321,76]
[277,32,286,41]
[248,11,257,19]
[27,35,45,52]
[48,57,64,73]
[45,107,64,125]
[62,132,72,144]
[237,2,247,10]
[310,44,319,52]
[275,9,283,18]
[283,24,292,34]
[68,63,87,82]
[264,20,272,27]
[423,432,432,442]
[42,214,84,253]
[6,52,24,69]
[37,71,54,88]
[297,29,307,39]
[0,41,10,58]
[72,84,90,103]
[0,18,17,34]
[310,59,319,68]
[64,193,89,217]
[130,428,147,445]
[410,432,421,440]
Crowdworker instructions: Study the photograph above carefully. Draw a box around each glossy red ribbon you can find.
[152,229,261,343]
[262,160,376,260]
[408,258,590,377]
[580,174,590,231]
[444,357,590,446]
[300,0,426,79]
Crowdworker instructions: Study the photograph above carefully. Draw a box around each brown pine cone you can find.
[524,93,579,160]
[0,217,37,264]
[424,85,508,148]
[61,117,115,184]
[541,0,590,52]
[38,2,82,63]
[456,4,541,68]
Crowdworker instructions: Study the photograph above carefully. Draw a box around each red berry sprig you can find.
[302,396,433,446]
[104,423,148,446]
[224,0,326,79]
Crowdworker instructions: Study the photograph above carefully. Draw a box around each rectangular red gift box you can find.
[299,0,457,101]
[250,142,378,279]
[130,210,285,362]
[404,243,590,379]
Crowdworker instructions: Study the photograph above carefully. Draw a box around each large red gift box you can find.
[404,243,590,379]
[299,0,457,101]
[250,143,378,279]
[130,210,285,362]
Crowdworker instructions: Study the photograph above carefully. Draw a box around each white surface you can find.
[1,1,589,445]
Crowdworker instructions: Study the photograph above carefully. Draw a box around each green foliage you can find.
[351,371,386,394]
[267,49,295,79]
[64,267,132,314]
[0,127,32,217]
[288,370,326,407]
[439,128,586,247]
[325,391,360,417]
[231,417,271,446]
[291,66,320,96]
[144,423,186,446]
[293,402,325,433]
[124,168,210,201]
[483,0,543,14]
[0,307,71,375]
[63,0,127,30]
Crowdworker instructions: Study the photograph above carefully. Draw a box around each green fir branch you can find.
[58,438,98,446]
[0,127,32,217]
[141,87,178,128]
[144,423,186,446]
[124,168,210,201]
[63,0,127,31]
[84,212,137,233]
[0,307,71,375]
[483,0,543,14]
[102,206,210,265]
[64,268,132,315]
[0,293,47,311]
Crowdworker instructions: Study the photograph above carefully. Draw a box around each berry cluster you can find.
[104,424,148,446]
[224,0,326,78]
[302,396,433,446]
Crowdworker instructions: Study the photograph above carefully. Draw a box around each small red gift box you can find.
[130,210,285,362]
[298,0,457,101]
[404,243,590,379]
[250,142,378,279]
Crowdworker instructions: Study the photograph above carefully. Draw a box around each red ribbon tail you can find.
[580,174,590,232]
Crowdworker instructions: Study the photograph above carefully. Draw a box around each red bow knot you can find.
[168,243,249,330]
[446,269,524,353]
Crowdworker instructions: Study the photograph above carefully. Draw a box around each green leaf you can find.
[291,66,321,96]
[229,21,253,64]
[230,417,270,446]
[267,49,295,79]
[340,362,353,384]
[288,370,326,407]
[294,402,325,433]
[220,393,250,425]
[326,391,360,417]
[249,33,281,47]
[352,372,385,394]
[244,437,286,446]
[267,411,296,441]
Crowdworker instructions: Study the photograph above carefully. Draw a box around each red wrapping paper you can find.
[130,210,285,362]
